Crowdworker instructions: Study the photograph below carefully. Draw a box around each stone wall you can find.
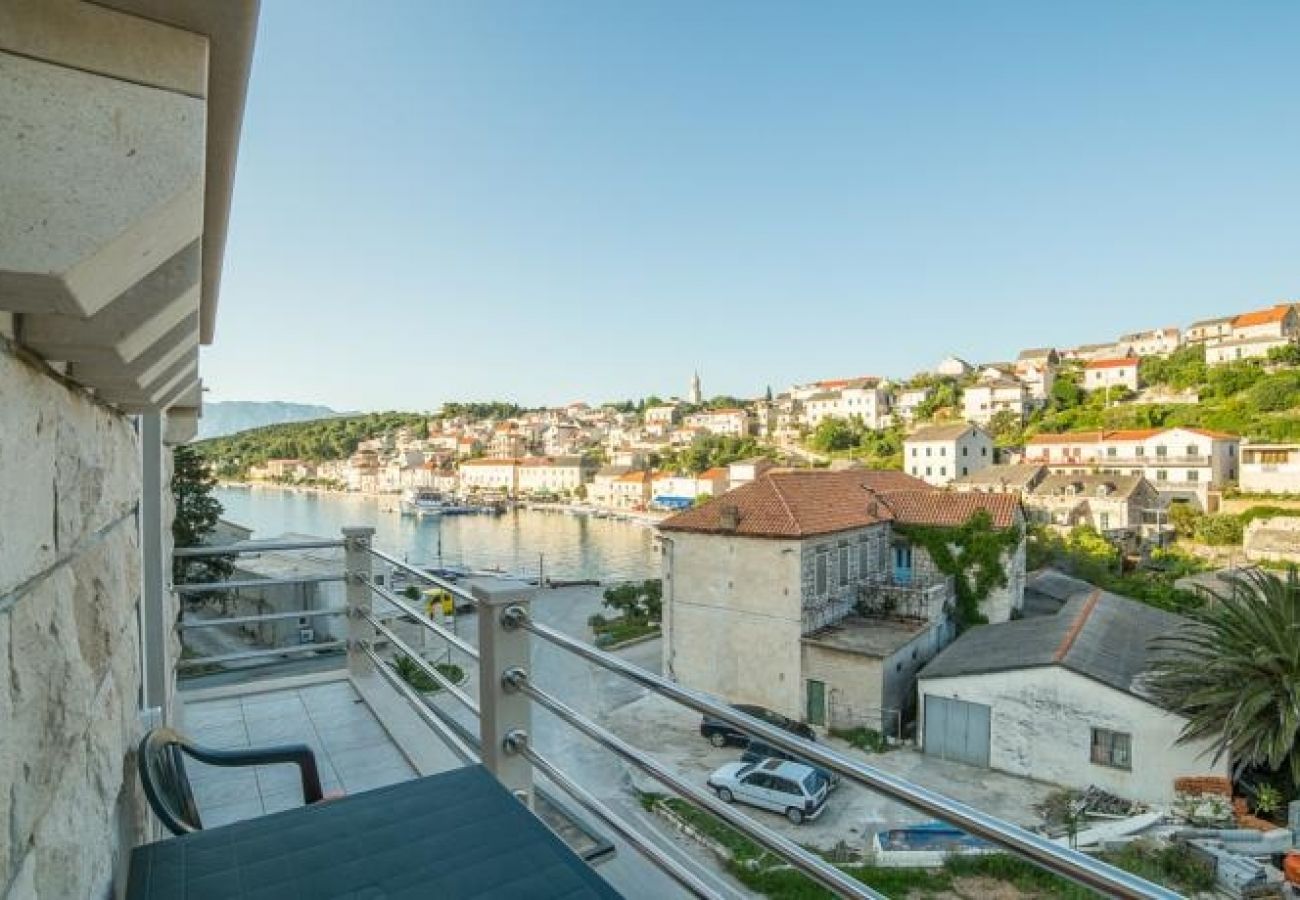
[0,341,150,899]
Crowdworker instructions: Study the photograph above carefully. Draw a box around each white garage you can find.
[917,590,1230,805]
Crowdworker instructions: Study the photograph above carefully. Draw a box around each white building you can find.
[802,382,891,430]
[903,423,995,486]
[516,455,594,496]
[727,456,773,488]
[918,591,1228,805]
[894,387,933,422]
[644,405,679,431]
[458,458,519,494]
[1240,443,1300,495]
[1023,427,1240,509]
[935,356,972,377]
[658,470,1025,731]
[962,378,1029,425]
[1206,335,1293,366]
[683,408,750,437]
[1185,316,1235,345]
[1115,328,1180,357]
[1082,357,1140,393]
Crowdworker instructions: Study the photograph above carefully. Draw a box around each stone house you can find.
[658,470,1025,733]
[903,422,995,486]
[951,463,1049,496]
[918,591,1229,804]
[1022,473,1161,535]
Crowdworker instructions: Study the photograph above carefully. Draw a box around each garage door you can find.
[923,696,990,767]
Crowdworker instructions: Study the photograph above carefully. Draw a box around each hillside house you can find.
[1185,316,1234,345]
[918,591,1228,804]
[1240,443,1300,494]
[1022,427,1239,509]
[1023,473,1161,536]
[903,423,995,486]
[1082,357,1140,393]
[951,463,1049,496]
[963,377,1030,425]
[1115,328,1180,357]
[658,470,1025,732]
[683,408,751,437]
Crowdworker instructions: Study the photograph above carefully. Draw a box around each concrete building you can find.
[590,465,631,507]
[1239,443,1300,494]
[1022,473,1162,536]
[802,381,891,430]
[727,456,774,488]
[459,458,519,494]
[683,408,751,437]
[963,377,1029,425]
[894,387,933,422]
[1082,357,1140,393]
[1185,316,1235,345]
[612,470,653,510]
[918,591,1229,804]
[1206,334,1293,366]
[643,405,679,431]
[1115,328,1180,357]
[1022,427,1240,510]
[0,3,256,895]
[658,470,1025,731]
[903,423,995,486]
[516,455,594,497]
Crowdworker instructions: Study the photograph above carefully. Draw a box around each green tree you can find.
[171,445,232,584]
[987,410,1024,447]
[1148,569,1300,784]
[1250,372,1300,412]
[808,418,860,453]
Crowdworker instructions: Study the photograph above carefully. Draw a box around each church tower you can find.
[689,371,702,404]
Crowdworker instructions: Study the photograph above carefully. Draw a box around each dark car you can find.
[699,703,816,748]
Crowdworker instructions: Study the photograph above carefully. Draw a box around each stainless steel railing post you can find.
[472,577,536,808]
[343,526,376,677]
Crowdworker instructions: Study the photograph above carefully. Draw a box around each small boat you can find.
[401,489,445,517]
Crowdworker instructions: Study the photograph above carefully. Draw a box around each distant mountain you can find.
[197,401,342,440]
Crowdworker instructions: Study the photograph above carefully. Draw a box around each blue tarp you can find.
[653,496,694,509]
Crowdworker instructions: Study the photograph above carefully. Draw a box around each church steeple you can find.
[689,371,702,404]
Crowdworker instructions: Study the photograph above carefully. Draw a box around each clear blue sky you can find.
[206,1,1300,411]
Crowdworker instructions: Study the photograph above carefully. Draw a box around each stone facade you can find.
[798,524,892,631]
[0,343,152,898]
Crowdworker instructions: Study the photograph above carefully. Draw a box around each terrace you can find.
[158,527,1182,899]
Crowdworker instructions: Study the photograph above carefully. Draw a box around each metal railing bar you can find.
[361,613,480,715]
[518,615,1178,900]
[177,608,345,628]
[365,579,480,660]
[175,575,346,594]
[360,644,479,765]
[367,547,478,606]
[513,672,885,900]
[174,539,345,558]
[521,745,720,900]
[177,641,345,668]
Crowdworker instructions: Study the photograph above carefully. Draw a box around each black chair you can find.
[138,727,326,835]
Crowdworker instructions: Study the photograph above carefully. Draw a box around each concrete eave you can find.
[95,0,260,345]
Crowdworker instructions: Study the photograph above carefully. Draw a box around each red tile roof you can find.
[659,470,1018,538]
[1084,357,1139,370]
[1027,427,1238,445]
[1233,304,1292,328]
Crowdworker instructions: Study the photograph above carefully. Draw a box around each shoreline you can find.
[216,481,672,525]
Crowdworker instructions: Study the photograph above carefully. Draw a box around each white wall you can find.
[919,667,1228,804]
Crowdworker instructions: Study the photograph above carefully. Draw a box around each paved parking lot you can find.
[605,692,1058,851]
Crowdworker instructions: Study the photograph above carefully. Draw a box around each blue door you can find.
[893,544,913,585]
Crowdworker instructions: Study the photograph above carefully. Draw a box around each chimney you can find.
[719,504,740,532]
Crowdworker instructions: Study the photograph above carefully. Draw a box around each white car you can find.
[707,758,830,824]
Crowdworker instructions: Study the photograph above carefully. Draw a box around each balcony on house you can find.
[159,529,1183,899]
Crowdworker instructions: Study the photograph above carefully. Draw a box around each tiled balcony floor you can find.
[179,679,419,828]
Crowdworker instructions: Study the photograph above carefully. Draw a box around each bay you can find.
[214,487,660,583]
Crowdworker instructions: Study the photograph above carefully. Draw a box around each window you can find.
[981,447,988,456]
[1099,512,1110,530]
[926,447,932,457]
[857,537,870,576]
[838,542,850,587]
[1090,728,1132,769]
[1186,470,1198,483]
[815,550,828,595]
[1135,446,1145,457]
[962,446,969,456]
[925,466,932,476]
[1155,445,1168,458]
[961,466,968,476]
[1186,445,1197,457]
[1106,447,1117,457]
[940,467,946,476]
[940,447,947,456]
[1156,469,1168,482]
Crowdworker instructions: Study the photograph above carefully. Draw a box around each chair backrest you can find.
[138,727,204,835]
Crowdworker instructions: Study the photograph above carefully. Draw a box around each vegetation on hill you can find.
[805,419,905,469]
[439,401,524,420]
[196,411,430,475]
[171,445,231,584]
[652,434,770,474]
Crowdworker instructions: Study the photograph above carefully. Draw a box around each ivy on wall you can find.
[893,510,1023,628]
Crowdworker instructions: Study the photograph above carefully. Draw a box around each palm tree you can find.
[1147,568,1300,783]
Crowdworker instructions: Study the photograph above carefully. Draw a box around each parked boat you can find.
[401,489,446,517]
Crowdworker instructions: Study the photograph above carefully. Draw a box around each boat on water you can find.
[400,489,446,517]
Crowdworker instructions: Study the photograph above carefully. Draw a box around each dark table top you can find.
[126,765,624,899]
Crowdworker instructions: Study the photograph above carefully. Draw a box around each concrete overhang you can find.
[95,0,260,345]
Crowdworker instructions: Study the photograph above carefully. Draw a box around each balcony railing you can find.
[173,527,1180,900]
[1026,455,1211,467]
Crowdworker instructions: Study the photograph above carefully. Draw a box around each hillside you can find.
[196,411,430,475]
[197,401,343,440]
